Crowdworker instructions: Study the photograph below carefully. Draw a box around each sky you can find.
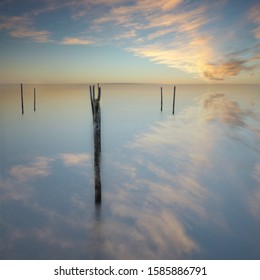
[0,0,260,84]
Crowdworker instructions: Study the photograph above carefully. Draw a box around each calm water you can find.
[0,83,260,259]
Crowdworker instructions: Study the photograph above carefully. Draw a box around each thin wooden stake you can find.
[21,83,24,114]
[160,87,163,111]
[34,88,36,111]
[172,86,176,115]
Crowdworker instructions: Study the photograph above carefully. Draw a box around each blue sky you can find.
[0,0,259,83]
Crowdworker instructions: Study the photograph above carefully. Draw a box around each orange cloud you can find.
[92,1,259,80]
[203,60,255,80]
[62,37,94,45]
[10,29,50,42]
[129,34,215,79]
[1,0,259,80]
[94,0,183,26]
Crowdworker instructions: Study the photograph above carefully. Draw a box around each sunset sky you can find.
[0,0,259,83]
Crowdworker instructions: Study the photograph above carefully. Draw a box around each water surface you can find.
[0,83,260,259]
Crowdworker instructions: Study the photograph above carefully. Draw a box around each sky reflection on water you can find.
[0,84,260,259]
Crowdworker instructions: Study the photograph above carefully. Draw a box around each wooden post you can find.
[89,85,94,115]
[97,83,101,101]
[94,103,101,204]
[89,84,102,204]
[34,88,36,111]
[160,86,163,111]
[172,86,176,115]
[21,83,24,114]
[92,85,95,101]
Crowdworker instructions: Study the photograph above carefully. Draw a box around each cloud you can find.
[92,1,259,80]
[129,37,214,78]
[95,2,250,80]
[1,0,259,80]
[10,29,50,43]
[61,37,94,45]
[0,15,51,42]
[96,0,182,21]
[203,60,255,80]
[92,2,219,78]
[130,43,258,80]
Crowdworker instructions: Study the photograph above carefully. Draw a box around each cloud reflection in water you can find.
[1,92,260,259]
[104,92,260,259]
[0,153,96,259]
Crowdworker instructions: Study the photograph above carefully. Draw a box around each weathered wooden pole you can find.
[97,83,101,101]
[34,88,36,111]
[94,103,101,204]
[92,85,95,100]
[160,86,163,111]
[172,86,176,115]
[20,83,24,114]
[90,84,102,204]
[89,85,94,115]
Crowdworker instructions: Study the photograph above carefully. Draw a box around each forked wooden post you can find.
[89,84,102,204]
[21,83,24,114]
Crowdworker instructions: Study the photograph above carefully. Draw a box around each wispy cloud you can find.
[61,37,94,45]
[92,1,259,80]
[10,29,50,43]
[90,1,256,80]
[0,15,51,42]
[203,60,255,81]
[1,0,259,80]
[130,40,258,80]
[129,34,217,79]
